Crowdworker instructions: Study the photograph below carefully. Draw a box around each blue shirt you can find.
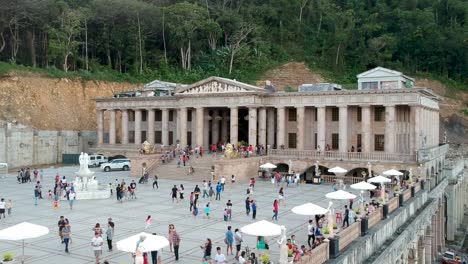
[251,203,256,211]
[226,230,233,244]
[216,184,222,193]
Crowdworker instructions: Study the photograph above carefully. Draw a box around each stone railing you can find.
[388,196,399,213]
[269,149,416,163]
[300,241,329,264]
[417,144,449,163]
[414,182,421,193]
[403,189,412,201]
[338,222,361,251]
[368,207,383,228]
[321,175,364,185]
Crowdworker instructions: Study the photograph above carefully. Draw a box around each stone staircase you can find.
[149,154,216,182]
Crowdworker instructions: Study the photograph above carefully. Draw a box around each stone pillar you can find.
[276,107,286,148]
[191,109,197,145]
[411,106,421,153]
[361,105,371,152]
[317,106,326,151]
[425,229,432,264]
[134,109,142,145]
[249,107,258,147]
[221,110,228,142]
[258,108,267,147]
[204,109,210,149]
[180,107,188,147]
[339,106,348,152]
[267,108,275,147]
[431,214,437,259]
[296,106,305,150]
[418,240,426,264]
[109,109,116,144]
[162,108,169,146]
[230,107,238,146]
[97,110,104,145]
[147,109,155,144]
[121,109,129,144]
[385,105,396,153]
[196,107,204,147]
[211,110,219,145]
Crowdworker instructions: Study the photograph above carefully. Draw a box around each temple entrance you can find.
[238,108,249,144]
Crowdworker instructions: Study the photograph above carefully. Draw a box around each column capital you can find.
[338,105,348,109]
[295,106,305,109]
[316,105,326,108]
[276,106,285,109]
[229,106,239,110]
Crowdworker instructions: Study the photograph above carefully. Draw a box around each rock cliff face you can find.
[0,74,140,130]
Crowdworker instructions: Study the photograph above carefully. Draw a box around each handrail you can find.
[269,149,416,162]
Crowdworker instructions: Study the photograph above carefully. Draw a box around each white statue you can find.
[443,130,447,143]
[367,162,372,177]
[277,225,289,264]
[76,152,94,191]
[315,161,319,176]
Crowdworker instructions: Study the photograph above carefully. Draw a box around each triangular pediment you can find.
[177,76,268,95]
[357,67,402,78]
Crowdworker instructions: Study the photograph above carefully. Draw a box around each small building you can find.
[298,83,342,92]
[357,67,415,90]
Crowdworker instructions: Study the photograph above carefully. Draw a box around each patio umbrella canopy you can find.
[260,163,277,169]
[350,181,377,190]
[117,232,169,253]
[240,220,282,237]
[382,169,404,176]
[367,175,391,183]
[325,190,357,200]
[0,222,49,264]
[291,203,329,216]
[328,166,348,174]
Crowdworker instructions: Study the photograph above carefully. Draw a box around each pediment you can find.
[177,77,267,95]
[357,67,402,78]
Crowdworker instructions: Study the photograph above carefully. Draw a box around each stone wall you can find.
[214,157,261,182]
[0,123,96,168]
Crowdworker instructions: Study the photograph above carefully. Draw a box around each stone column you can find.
[221,110,228,142]
[97,110,104,145]
[431,214,437,259]
[162,108,169,146]
[258,108,267,147]
[385,105,396,153]
[230,107,238,146]
[410,105,421,154]
[121,109,129,144]
[147,109,155,144]
[361,105,371,152]
[317,106,326,151]
[191,109,197,146]
[339,106,348,152]
[296,106,305,150]
[249,107,258,147]
[425,228,432,264]
[196,107,204,147]
[267,108,275,147]
[418,240,426,264]
[134,109,142,145]
[180,107,188,147]
[109,109,116,144]
[204,109,210,149]
[212,110,219,144]
[276,107,286,148]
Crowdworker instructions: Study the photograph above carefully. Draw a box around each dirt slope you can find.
[257,62,324,89]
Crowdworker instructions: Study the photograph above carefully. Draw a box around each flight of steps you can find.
[150,154,215,182]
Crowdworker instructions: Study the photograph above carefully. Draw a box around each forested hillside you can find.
[0,0,466,87]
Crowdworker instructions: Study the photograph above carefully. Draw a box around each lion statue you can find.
[142,141,156,154]
[224,143,239,159]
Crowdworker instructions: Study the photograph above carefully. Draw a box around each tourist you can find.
[332,183,337,191]
[91,232,104,264]
[145,215,152,229]
[152,175,159,189]
[225,226,234,255]
[189,192,195,212]
[248,252,257,264]
[220,176,226,191]
[168,224,175,253]
[62,222,71,253]
[342,205,350,228]
[205,202,211,219]
[177,156,181,167]
[0,198,5,219]
[194,185,201,199]
[172,228,181,261]
[93,223,103,236]
[245,197,250,215]
[238,251,248,264]
[201,238,212,262]
[150,233,158,264]
[5,199,12,216]
[106,222,114,252]
[34,187,40,205]
[193,198,199,217]
[68,190,76,209]
[231,175,236,184]
[200,146,203,157]
[234,228,243,259]
[251,200,257,220]
[202,180,209,198]
[272,199,279,220]
[226,200,233,220]
[278,187,285,205]
[215,182,222,200]
[130,180,137,198]
[58,216,66,243]
[307,219,315,248]
[179,184,185,200]
[171,185,179,203]
[257,236,267,250]
[349,197,354,209]
[214,246,226,264]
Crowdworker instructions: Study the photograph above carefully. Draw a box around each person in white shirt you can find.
[220,176,226,191]
[68,191,76,210]
[214,246,226,264]
[307,219,315,248]
[0,198,5,219]
[238,251,247,264]
[91,233,104,264]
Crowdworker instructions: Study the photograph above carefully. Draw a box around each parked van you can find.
[88,154,108,167]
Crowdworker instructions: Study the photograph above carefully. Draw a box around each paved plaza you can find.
[0,165,347,264]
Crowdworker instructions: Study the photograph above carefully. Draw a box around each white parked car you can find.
[100,159,131,172]
[88,154,108,167]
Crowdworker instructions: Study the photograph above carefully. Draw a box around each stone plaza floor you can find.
[0,165,348,264]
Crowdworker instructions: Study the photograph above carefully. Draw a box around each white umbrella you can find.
[117,232,169,253]
[0,222,49,264]
[367,175,391,183]
[350,181,377,190]
[328,166,348,174]
[260,163,277,169]
[240,220,282,237]
[382,169,403,176]
[325,190,357,200]
[291,203,329,216]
